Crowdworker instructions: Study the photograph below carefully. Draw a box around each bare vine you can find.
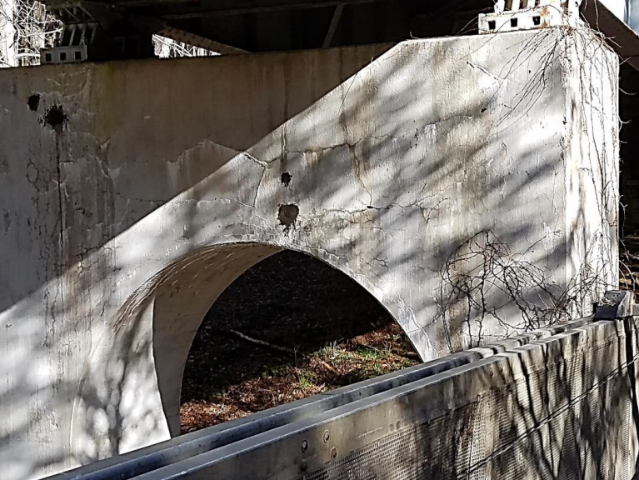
[0,0,216,67]
[0,0,60,67]
[438,230,611,351]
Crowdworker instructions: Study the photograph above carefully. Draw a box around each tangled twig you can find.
[0,0,217,67]
[0,0,60,67]
[438,230,611,351]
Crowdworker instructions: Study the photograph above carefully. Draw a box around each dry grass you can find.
[180,323,419,434]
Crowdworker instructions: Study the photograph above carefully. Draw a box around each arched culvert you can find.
[72,243,416,460]
[179,250,419,434]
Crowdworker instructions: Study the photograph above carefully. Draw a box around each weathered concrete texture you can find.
[0,28,618,478]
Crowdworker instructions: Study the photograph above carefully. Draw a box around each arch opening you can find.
[178,249,419,434]
[73,242,419,460]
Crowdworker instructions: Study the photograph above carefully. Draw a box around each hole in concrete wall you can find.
[43,105,68,132]
[510,17,518,28]
[488,20,496,30]
[278,204,299,231]
[281,172,292,187]
[180,250,418,434]
[27,94,40,112]
[533,16,541,26]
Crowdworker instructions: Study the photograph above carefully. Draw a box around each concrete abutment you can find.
[0,28,619,478]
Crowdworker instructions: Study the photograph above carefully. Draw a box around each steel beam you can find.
[125,0,384,20]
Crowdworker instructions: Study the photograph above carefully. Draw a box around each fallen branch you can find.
[223,329,296,356]
[315,358,338,374]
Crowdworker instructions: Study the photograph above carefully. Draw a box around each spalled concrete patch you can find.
[278,204,299,231]
[280,172,292,187]
[27,93,40,112]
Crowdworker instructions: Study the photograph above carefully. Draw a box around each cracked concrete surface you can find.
[0,29,619,479]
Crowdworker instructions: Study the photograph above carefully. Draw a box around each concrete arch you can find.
[71,241,406,462]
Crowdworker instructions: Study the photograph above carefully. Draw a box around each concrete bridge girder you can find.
[0,29,618,478]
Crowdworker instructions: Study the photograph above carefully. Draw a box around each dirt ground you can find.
[180,250,419,434]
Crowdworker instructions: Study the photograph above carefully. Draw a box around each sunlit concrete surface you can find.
[0,27,618,478]
[599,0,629,21]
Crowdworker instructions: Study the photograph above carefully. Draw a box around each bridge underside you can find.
[32,0,639,71]
[38,0,497,61]
[0,28,618,478]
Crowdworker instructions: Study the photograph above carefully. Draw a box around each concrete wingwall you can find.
[0,28,618,478]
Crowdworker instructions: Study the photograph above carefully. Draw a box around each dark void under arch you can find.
[180,250,417,432]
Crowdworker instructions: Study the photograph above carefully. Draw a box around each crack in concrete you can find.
[242,152,269,168]
[349,144,373,205]
[466,61,506,83]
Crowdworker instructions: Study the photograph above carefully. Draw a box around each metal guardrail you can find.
[48,312,601,480]
[139,325,634,479]
[53,289,639,480]
[129,316,638,479]
[48,351,481,480]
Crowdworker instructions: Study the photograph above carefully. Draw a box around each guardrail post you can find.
[594,290,637,320]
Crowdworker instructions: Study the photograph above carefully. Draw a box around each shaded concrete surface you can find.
[0,28,618,478]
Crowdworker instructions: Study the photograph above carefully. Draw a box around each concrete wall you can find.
[0,28,618,478]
